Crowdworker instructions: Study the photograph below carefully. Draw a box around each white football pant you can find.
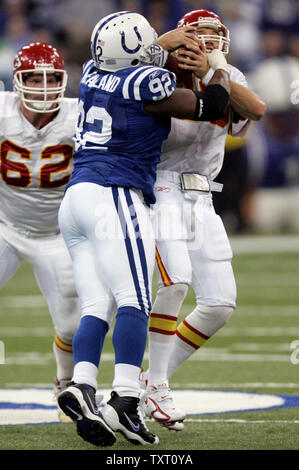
[0,222,81,342]
[58,182,155,325]
[153,172,236,307]
[147,172,236,384]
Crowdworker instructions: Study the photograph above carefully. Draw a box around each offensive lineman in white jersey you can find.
[0,42,80,419]
[141,10,267,429]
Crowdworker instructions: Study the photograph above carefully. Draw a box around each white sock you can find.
[167,305,234,378]
[112,363,141,398]
[167,338,197,379]
[148,334,174,385]
[148,283,188,385]
[72,361,98,390]
[53,335,74,380]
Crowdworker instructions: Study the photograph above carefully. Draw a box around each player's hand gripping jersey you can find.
[69,60,176,205]
[0,92,78,236]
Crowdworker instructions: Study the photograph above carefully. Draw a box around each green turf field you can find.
[0,235,299,451]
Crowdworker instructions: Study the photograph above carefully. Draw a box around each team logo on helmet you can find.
[13,56,22,71]
[120,26,142,54]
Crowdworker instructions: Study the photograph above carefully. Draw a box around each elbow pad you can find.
[193,85,230,121]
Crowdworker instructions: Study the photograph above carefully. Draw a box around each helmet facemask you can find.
[195,28,230,55]
[177,12,230,55]
[139,41,167,68]
[14,66,68,113]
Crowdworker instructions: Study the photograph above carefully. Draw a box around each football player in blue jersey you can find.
[57,10,231,447]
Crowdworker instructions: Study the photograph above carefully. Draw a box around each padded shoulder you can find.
[121,66,176,102]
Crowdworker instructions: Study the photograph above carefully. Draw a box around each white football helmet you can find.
[91,11,165,72]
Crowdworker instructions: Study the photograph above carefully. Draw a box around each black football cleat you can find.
[58,383,116,447]
[101,391,159,445]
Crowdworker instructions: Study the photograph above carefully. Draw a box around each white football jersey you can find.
[0,92,78,237]
[158,65,249,180]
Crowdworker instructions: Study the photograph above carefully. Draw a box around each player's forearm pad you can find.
[193,85,230,121]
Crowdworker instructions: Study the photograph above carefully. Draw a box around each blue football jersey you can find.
[67,59,176,205]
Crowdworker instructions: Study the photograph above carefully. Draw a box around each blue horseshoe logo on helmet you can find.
[120,26,142,54]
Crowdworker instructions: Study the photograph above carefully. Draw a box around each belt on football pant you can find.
[180,172,223,193]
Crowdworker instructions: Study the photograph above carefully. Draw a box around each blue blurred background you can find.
[1,0,299,233]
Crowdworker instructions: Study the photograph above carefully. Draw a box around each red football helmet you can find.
[13,42,68,112]
[177,9,230,54]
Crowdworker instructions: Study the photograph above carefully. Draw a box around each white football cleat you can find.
[142,382,186,429]
[139,367,149,390]
[161,420,184,431]
[53,377,73,423]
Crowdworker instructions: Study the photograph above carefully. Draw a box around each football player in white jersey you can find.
[141,9,267,430]
[0,42,81,420]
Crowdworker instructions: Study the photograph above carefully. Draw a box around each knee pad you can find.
[56,263,78,298]
[51,295,81,338]
[190,305,234,337]
[152,283,189,316]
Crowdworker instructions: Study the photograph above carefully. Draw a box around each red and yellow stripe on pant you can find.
[149,313,177,335]
[54,334,73,353]
[176,320,209,350]
[155,248,174,287]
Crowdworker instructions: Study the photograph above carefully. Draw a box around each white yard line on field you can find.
[237,279,298,287]
[1,298,298,322]
[170,382,299,389]
[229,235,299,253]
[230,343,292,351]
[1,325,299,338]
[5,381,299,389]
[190,351,291,362]
[2,350,294,365]
[183,418,299,424]
[218,327,299,336]
[234,305,299,316]
[0,296,46,308]
[0,327,54,337]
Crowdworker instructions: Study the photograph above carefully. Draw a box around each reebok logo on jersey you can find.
[155,186,170,192]
[149,71,160,80]
[124,412,140,432]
